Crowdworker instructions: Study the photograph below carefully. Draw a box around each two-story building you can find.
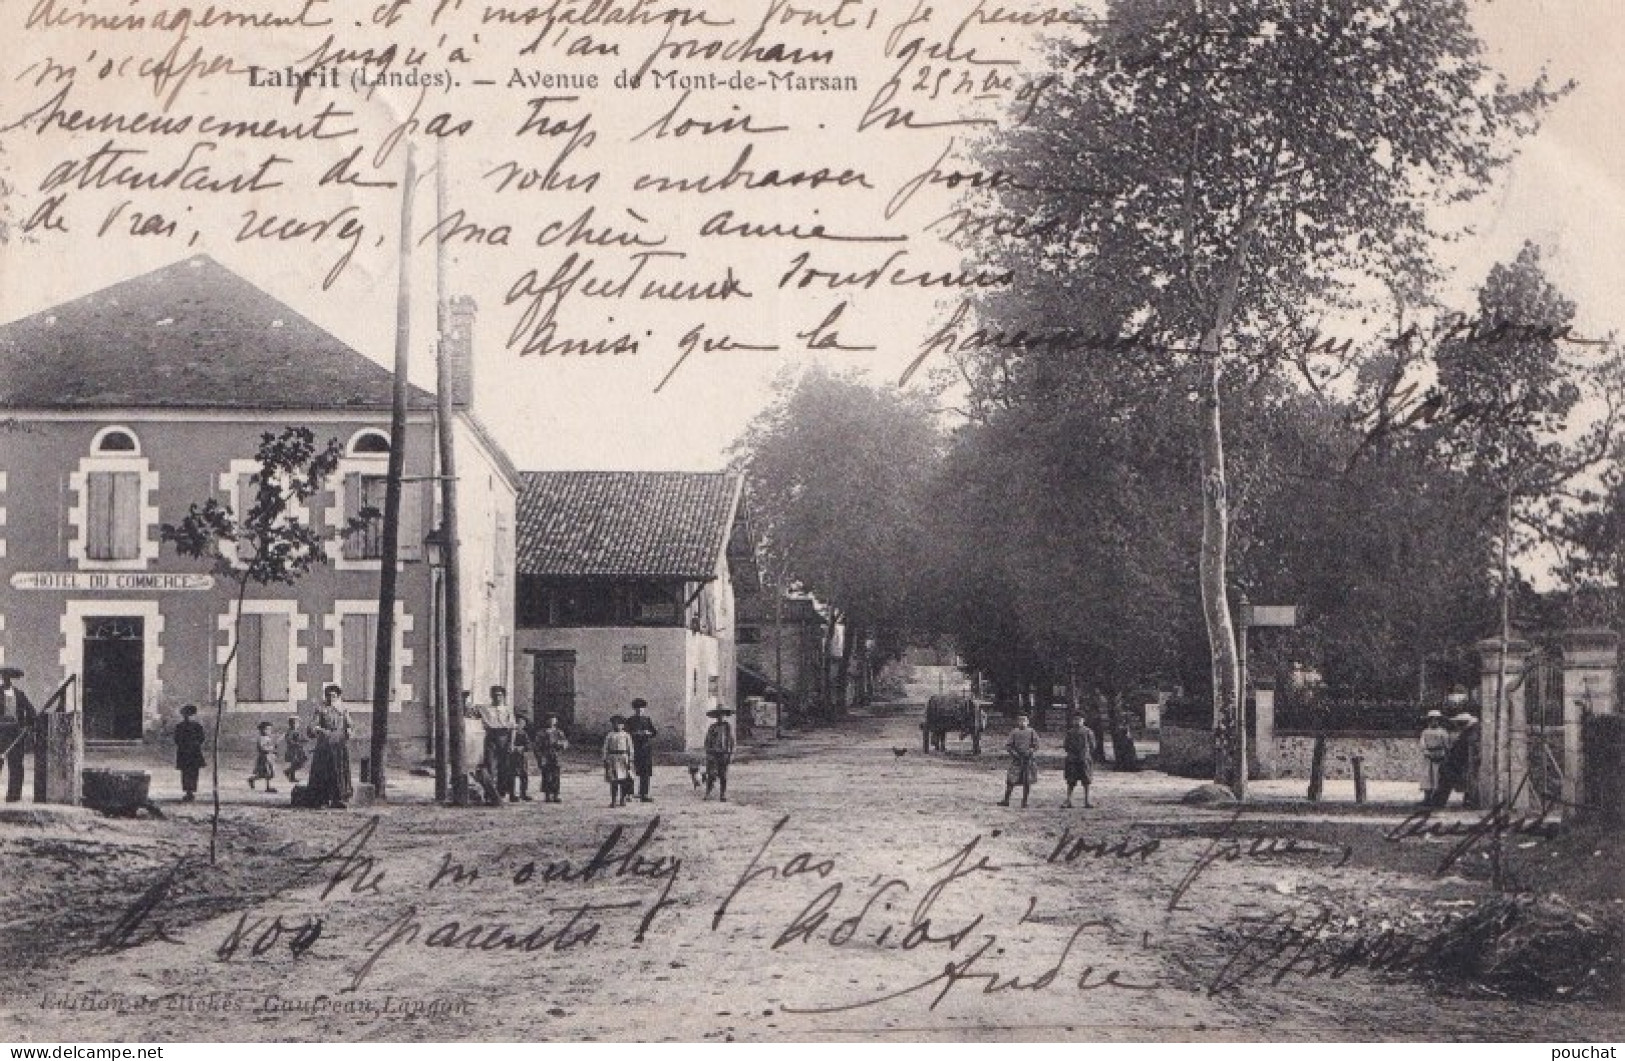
[0,256,517,758]
[513,471,752,750]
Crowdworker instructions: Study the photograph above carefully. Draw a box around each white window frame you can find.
[216,460,313,569]
[324,600,413,712]
[216,600,309,712]
[69,427,159,571]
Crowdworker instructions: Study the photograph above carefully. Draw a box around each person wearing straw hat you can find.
[0,667,37,803]
[1432,712,1480,808]
[703,705,736,802]
[1419,710,1451,806]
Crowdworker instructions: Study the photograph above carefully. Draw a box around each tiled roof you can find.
[517,471,744,579]
[0,256,434,410]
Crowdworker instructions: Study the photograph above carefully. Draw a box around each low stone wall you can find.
[1268,734,1417,782]
[1158,724,1213,778]
[1159,725,1419,782]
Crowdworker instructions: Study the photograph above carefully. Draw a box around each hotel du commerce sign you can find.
[9,572,215,592]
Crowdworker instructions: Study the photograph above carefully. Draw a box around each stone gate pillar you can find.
[1477,637,1532,810]
[32,710,82,805]
[1561,628,1619,812]
[1253,681,1276,778]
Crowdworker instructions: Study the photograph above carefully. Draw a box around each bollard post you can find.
[1351,754,1367,804]
[1307,733,1328,802]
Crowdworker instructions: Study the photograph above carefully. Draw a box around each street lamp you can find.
[425,526,448,801]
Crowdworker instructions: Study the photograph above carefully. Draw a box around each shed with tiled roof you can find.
[516,471,743,580]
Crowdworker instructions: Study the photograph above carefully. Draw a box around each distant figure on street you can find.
[1063,714,1096,808]
[0,667,37,803]
[306,684,353,809]
[603,715,634,807]
[282,715,308,784]
[509,721,534,802]
[1431,712,1480,809]
[1419,710,1450,805]
[1000,714,1038,808]
[249,720,279,794]
[626,698,658,802]
[476,686,518,806]
[536,714,569,803]
[703,707,736,802]
[174,704,207,803]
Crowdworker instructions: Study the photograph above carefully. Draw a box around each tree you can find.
[162,427,372,861]
[1432,244,1622,807]
[958,0,1559,794]
[731,367,941,712]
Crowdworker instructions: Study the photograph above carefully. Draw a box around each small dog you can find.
[687,764,704,790]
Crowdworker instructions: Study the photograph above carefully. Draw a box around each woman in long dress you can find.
[1000,714,1038,808]
[306,684,353,809]
[1419,711,1450,805]
[602,715,633,807]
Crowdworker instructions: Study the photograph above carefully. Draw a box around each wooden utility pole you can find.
[435,141,469,806]
[370,143,416,800]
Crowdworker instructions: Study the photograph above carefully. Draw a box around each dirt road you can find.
[2,706,1619,1042]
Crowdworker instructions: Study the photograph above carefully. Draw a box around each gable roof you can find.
[517,471,744,579]
[0,255,434,411]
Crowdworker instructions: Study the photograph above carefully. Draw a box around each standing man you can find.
[173,704,207,803]
[1000,714,1038,808]
[535,713,569,803]
[477,686,517,806]
[0,668,37,803]
[703,706,736,802]
[625,698,658,803]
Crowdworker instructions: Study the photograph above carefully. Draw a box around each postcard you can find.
[0,0,1621,1045]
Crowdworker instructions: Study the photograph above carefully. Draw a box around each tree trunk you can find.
[1201,352,1244,796]
[835,621,859,711]
[210,577,251,864]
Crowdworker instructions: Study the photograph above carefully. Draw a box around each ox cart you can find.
[921,694,985,755]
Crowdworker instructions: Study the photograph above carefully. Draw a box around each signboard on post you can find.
[1245,605,1298,628]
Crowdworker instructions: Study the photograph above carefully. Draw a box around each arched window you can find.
[91,426,140,454]
[348,429,391,456]
[72,427,156,569]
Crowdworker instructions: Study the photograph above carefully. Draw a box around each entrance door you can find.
[532,651,576,730]
[84,617,144,740]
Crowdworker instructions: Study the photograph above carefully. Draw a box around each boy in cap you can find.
[625,698,658,802]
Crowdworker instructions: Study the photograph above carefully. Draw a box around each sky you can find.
[0,0,1620,474]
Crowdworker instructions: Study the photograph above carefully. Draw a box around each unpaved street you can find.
[2,706,1620,1042]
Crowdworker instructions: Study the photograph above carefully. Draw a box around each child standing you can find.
[602,716,633,807]
[282,716,308,784]
[249,720,279,793]
[509,723,534,802]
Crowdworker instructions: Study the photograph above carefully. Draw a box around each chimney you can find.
[442,296,477,410]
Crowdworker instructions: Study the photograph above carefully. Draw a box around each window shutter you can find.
[87,472,116,559]
[342,473,362,560]
[260,613,290,702]
[236,473,256,561]
[398,482,423,561]
[342,612,375,702]
[110,472,141,559]
[236,613,263,702]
